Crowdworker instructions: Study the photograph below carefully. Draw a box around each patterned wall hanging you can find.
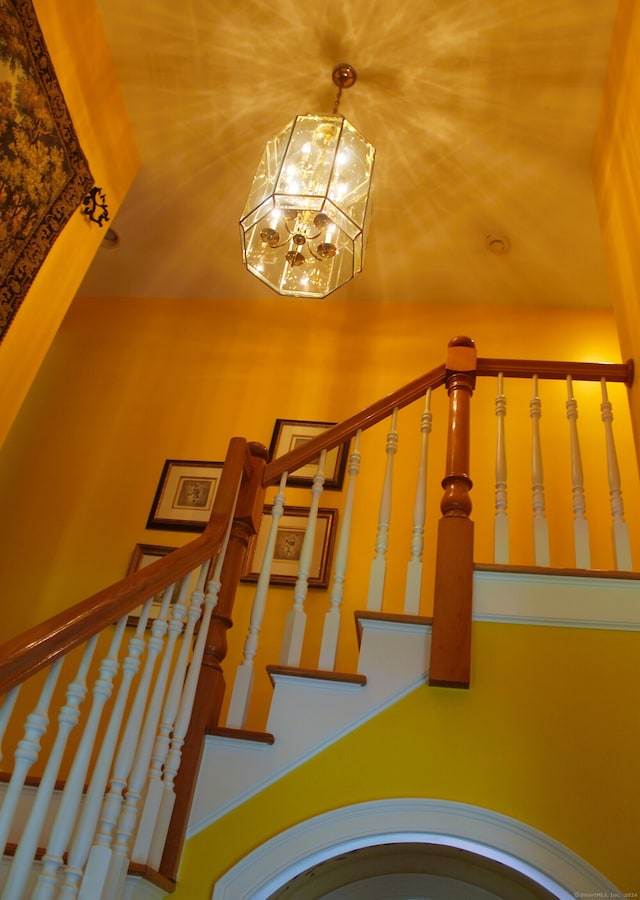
[0,0,94,342]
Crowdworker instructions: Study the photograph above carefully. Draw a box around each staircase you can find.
[1,338,638,897]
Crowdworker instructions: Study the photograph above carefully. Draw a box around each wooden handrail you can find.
[477,357,634,384]
[263,354,634,489]
[263,364,448,487]
[0,437,265,697]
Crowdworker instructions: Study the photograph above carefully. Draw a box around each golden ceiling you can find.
[78,0,619,308]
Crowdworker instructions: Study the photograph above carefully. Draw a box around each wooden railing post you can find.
[160,441,267,881]
[429,337,476,688]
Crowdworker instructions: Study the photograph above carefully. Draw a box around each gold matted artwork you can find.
[0,0,94,342]
[268,419,348,490]
[146,459,223,532]
[241,505,338,588]
[125,542,176,626]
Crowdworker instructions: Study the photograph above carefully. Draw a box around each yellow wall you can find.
[174,621,640,896]
[593,0,640,452]
[0,0,139,449]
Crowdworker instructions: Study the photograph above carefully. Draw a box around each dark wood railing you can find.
[263,339,633,689]
[476,357,633,382]
[0,438,266,698]
[263,364,448,486]
[0,437,267,887]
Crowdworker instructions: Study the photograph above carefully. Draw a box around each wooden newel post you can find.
[198,456,267,733]
[429,336,476,689]
[160,440,267,880]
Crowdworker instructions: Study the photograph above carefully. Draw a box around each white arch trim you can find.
[211,798,621,900]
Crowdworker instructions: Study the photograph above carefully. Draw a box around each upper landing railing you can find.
[0,337,635,897]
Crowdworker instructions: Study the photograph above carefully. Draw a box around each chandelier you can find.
[239,64,375,298]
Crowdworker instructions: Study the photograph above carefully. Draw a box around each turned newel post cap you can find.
[446,336,477,373]
[448,336,475,349]
[248,441,269,461]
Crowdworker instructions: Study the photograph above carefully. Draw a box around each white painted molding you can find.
[211,798,620,900]
[473,569,640,630]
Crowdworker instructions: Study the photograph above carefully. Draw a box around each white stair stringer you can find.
[188,613,432,837]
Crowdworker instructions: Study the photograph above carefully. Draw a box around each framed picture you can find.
[126,543,176,626]
[241,505,338,589]
[268,419,349,490]
[146,459,223,531]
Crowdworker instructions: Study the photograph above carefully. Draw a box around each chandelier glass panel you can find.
[240,66,375,298]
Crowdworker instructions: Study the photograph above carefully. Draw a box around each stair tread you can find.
[266,665,367,687]
[207,725,275,744]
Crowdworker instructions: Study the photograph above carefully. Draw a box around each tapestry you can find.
[0,0,94,342]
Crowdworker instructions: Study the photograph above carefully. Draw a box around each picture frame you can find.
[241,505,338,589]
[268,419,349,490]
[146,459,223,532]
[126,543,176,626]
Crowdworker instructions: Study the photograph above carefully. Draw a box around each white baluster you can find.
[404,392,432,614]
[566,375,591,568]
[34,618,128,899]
[104,576,190,897]
[530,375,550,566]
[4,637,98,900]
[367,408,399,611]
[281,452,326,666]
[59,601,152,900]
[600,378,633,570]
[494,374,509,564]
[0,685,20,766]
[145,583,215,868]
[0,657,63,859]
[132,562,209,863]
[77,591,170,900]
[148,509,237,868]
[226,472,288,728]
[318,431,361,670]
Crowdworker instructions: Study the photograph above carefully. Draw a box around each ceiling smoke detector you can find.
[101,228,119,249]
[485,233,511,255]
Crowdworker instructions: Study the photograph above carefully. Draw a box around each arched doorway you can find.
[267,842,557,899]
[212,799,621,899]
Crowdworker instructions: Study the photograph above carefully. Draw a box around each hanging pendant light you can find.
[239,64,375,299]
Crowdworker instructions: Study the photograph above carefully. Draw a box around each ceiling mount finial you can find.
[332,63,357,114]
